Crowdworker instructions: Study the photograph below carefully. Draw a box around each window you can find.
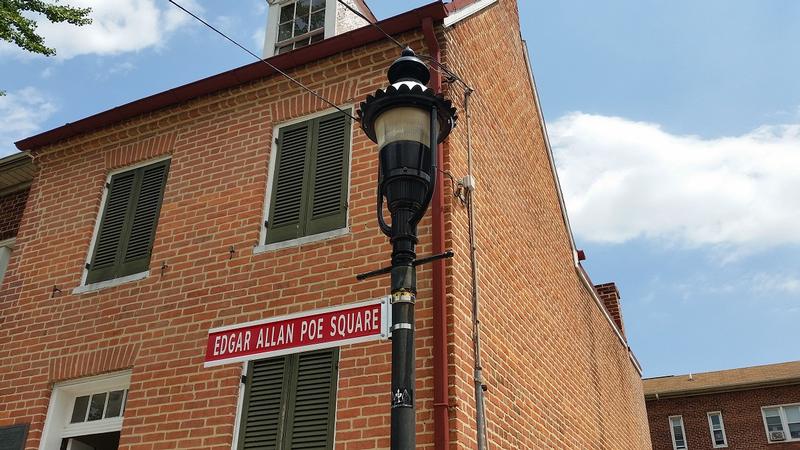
[85,159,169,285]
[275,0,326,54]
[0,238,14,286]
[39,372,130,450]
[670,415,688,450]
[762,404,800,443]
[264,110,351,246]
[237,349,339,449]
[69,389,128,424]
[707,412,727,448]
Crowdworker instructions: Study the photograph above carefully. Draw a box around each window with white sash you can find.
[0,238,14,286]
[39,372,130,450]
[707,411,727,448]
[670,415,688,450]
[762,404,800,443]
[263,0,337,57]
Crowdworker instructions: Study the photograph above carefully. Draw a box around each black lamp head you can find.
[358,48,457,145]
[387,47,431,85]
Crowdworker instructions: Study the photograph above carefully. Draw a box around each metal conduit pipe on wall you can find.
[421,18,451,450]
[463,88,489,450]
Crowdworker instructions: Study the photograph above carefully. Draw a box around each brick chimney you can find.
[594,282,625,339]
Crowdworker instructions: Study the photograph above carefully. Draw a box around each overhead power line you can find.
[334,0,473,91]
[336,0,405,50]
[167,0,358,122]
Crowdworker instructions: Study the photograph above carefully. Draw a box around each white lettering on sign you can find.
[300,317,324,342]
[329,307,380,338]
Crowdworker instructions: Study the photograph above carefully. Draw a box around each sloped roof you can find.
[15,1,450,151]
[353,0,377,23]
[0,153,34,193]
[643,360,800,400]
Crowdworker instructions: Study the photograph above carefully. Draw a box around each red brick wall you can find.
[440,1,651,448]
[0,34,440,450]
[0,188,29,241]
[647,385,800,450]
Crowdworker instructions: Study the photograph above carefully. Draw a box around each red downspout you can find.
[422,17,450,450]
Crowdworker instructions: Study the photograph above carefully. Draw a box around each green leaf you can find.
[0,0,92,57]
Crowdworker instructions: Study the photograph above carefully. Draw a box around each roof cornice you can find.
[644,377,800,401]
[15,1,447,152]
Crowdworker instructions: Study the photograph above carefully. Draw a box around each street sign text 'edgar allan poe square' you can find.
[204,298,390,367]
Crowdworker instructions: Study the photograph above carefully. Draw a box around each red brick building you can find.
[645,361,800,450]
[0,153,34,292]
[1,1,650,449]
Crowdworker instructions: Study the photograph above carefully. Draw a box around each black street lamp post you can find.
[358,48,457,450]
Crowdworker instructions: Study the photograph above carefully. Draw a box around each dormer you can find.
[262,0,376,58]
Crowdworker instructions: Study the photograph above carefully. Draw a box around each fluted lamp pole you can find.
[358,47,457,450]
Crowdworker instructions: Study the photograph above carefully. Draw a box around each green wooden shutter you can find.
[305,112,350,236]
[267,122,312,244]
[119,160,169,277]
[86,160,169,284]
[239,349,339,450]
[285,349,339,450]
[240,357,290,450]
[86,171,137,284]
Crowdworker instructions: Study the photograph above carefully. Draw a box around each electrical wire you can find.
[167,0,359,122]
[335,0,474,91]
[336,0,405,50]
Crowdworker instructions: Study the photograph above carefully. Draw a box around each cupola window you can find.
[275,0,326,54]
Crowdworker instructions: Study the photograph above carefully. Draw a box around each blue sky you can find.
[1,0,798,377]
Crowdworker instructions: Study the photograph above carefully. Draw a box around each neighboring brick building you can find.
[0,153,34,288]
[645,361,800,450]
[1,1,650,449]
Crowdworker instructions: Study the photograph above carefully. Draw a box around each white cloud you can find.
[0,87,58,156]
[95,61,136,80]
[252,0,267,15]
[551,113,800,251]
[252,26,266,50]
[1,0,202,59]
[752,273,800,295]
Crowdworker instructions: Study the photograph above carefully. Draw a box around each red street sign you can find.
[204,298,390,367]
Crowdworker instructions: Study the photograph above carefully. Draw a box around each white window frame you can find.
[762,403,800,443]
[0,237,15,287]
[74,156,171,294]
[262,0,338,58]
[254,106,353,254]
[707,411,728,448]
[669,415,688,450]
[39,371,131,450]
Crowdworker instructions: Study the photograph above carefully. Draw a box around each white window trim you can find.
[707,411,728,448]
[443,0,498,27]
[230,363,248,450]
[262,0,338,58]
[255,105,353,254]
[762,403,800,443]
[669,415,688,450]
[0,237,16,287]
[76,156,171,292]
[39,371,131,450]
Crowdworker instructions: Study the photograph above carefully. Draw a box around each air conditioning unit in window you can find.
[770,430,786,441]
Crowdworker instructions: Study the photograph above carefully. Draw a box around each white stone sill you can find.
[72,271,149,295]
[253,228,350,255]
